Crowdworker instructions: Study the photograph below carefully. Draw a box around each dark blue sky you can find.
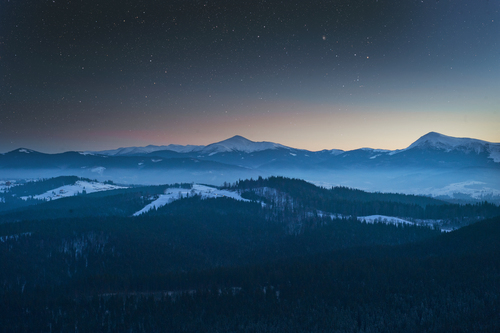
[1,0,499,152]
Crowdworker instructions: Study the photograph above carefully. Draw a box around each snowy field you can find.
[0,180,20,192]
[133,184,250,216]
[358,215,413,225]
[0,232,32,243]
[20,181,127,201]
[357,215,455,232]
[313,211,414,225]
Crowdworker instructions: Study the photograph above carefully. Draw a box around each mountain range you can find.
[1,132,499,202]
[88,132,500,161]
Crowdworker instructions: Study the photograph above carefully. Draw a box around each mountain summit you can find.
[406,132,500,162]
[200,135,288,154]
[409,132,487,151]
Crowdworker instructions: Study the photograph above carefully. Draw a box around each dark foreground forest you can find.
[0,177,499,332]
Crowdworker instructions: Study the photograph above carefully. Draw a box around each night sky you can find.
[1,0,499,153]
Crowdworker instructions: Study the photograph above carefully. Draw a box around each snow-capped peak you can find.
[200,135,289,154]
[10,148,36,154]
[405,132,500,162]
[408,132,487,152]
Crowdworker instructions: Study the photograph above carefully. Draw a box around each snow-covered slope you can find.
[0,180,20,192]
[16,148,36,154]
[20,181,127,201]
[133,184,250,216]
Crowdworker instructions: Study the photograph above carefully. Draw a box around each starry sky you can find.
[1,0,499,153]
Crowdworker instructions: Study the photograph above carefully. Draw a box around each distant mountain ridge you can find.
[84,132,500,162]
[3,132,499,169]
[392,132,500,161]
[85,135,291,156]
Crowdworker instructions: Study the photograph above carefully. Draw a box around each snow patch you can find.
[360,148,390,153]
[489,149,500,163]
[358,215,413,225]
[133,184,250,216]
[329,149,344,156]
[91,167,106,175]
[20,181,126,201]
[0,232,32,242]
[0,180,19,192]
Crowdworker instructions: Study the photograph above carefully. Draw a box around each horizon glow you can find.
[1,0,499,153]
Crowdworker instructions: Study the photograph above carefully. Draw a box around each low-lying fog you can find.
[3,166,499,204]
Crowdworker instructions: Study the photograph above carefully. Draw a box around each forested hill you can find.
[7,176,88,197]
[233,176,447,206]
[231,176,500,223]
